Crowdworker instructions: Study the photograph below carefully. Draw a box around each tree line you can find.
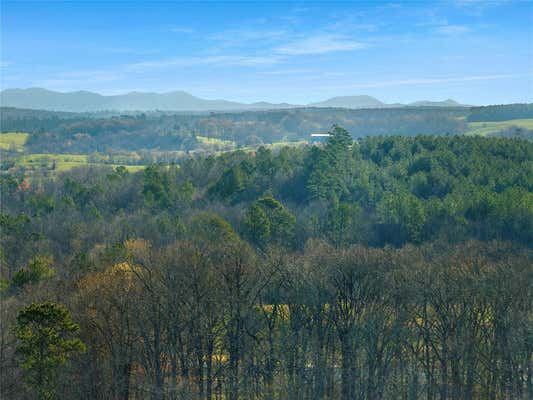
[1,107,470,154]
[467,104,533,122]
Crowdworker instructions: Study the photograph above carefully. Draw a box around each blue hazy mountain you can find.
[0,88,468,112]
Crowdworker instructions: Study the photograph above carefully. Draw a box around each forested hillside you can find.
[3,104,532,159]
[468,103,533,122]
[1,129,532,399]
[1,107,470,154]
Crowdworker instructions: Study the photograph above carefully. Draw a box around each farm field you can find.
[1,135,307,176]
[0,132,29,151]
[4,152,145,173]
[464,118,533,136]
[263,140,308,150]
[196,135,235,147]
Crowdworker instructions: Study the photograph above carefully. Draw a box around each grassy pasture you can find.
[264,140,308,150]
[0,132,30,151]
[196,135,235,146]
[9,153,144,173]
[464,118,533,136]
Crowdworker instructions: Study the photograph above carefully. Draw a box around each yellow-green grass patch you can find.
[0,132,30,151]
[464,119,533,136]
[266,140,308,149]
[18,153,88,165]
[112,164,145,172]
[196,135,235,146]
[12,153,145,173]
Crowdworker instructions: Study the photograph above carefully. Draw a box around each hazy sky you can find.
[1,1,532,105]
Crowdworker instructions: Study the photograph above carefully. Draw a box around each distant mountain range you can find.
[0,88,469,112]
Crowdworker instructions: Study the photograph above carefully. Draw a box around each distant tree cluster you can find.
[467,103,533,122]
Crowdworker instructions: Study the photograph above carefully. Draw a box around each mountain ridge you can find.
[0,88,469,112]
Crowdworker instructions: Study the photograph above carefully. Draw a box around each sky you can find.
[1,1,532,105]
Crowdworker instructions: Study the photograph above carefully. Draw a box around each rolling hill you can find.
[0,88,468,112]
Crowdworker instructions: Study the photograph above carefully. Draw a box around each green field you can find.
[8,153,145,173]
[196,135,235,146]
[263,140,308,150]
[464,118,533,136]
[0,132,30,151]
[192,137,307,155]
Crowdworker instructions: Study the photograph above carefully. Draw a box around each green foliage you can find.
[467,103,533,122]
[12,256,55,288]
[464,186,533,242]
[327,124,354,150]
[245,203,271,246]
[190,212,239,245]
[63,178,101,208]
[324,202,363,246]
[1,132,531,252]
[0,212,31,235]
[15,302,86,400]
[377,191,427,244]
[0,274,9,292]
[28,194,55,215]
[142,165,172,207]
[245,196,296,248]
[208,163,247,199]
[142,165,193,209]
[307,125,356,202]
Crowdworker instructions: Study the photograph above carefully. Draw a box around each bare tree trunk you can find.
[228,321,241,400]
[120,362,132,400]
[440,339,448,400]
[206,336,214,400]
[169,354,178,400]
[527,349,532,400]
[196,337,205,400]
[464,348,475,400]
[313,325,326,400]
[340,334,356,400]
[151,324,165,400]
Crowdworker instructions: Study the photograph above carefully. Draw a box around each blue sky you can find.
[1,1,532,105]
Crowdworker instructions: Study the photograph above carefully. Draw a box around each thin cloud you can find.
[126,55,284,72]
[434,24,471,35]
[417,18,449,28]
[342,73,531,89]
[61,69,123,80]
[169,27,194,34]
[36,72,123,89]
[209,28,288,49]
[450,0,511,17]
[211,29,287,41]
[261,68,310,75]
[275,34,366,55]
[101,47,159,55]
[453,0,511,8]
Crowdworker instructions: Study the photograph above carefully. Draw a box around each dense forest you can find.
[1,129,532,399]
